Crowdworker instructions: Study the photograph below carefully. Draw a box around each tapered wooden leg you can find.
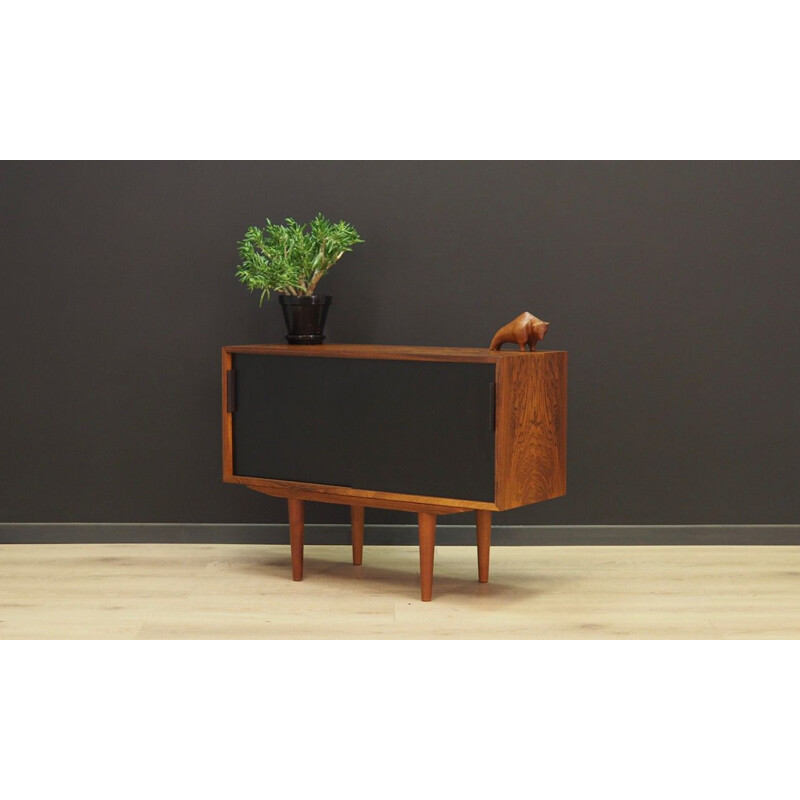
[476,510,491,583]
[288,497,304,581]
[351,505,364,566]
[418,512,436,602]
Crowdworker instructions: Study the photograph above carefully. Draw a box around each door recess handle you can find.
[489,382,496,431]
[227,370,236,413]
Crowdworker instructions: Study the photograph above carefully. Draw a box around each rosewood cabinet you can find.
[222,344,567,601]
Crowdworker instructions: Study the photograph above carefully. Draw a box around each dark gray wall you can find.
[1,161,798,529]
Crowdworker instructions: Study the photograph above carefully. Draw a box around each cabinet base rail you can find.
[284,496,490,602]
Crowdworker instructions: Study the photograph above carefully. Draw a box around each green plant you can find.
[236,213,364,304]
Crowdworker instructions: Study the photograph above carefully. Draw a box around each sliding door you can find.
[232,355,495,501]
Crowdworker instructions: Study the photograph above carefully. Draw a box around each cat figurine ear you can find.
[489,312,550,351]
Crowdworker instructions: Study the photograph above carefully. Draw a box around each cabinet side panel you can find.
[222,348,233,481]
[495,352,567,509]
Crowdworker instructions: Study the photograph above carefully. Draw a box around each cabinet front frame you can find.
[222,345,566,513]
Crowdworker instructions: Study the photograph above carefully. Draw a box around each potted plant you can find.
[236,213,364,344]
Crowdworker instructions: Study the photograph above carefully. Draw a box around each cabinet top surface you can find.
[223,344,566,363]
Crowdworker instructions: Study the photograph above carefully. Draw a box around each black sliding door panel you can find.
[347,360,495,501]
[232,355,495,501]
[232,355,353,486]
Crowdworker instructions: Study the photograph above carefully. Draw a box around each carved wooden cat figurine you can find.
[489,312,550,351]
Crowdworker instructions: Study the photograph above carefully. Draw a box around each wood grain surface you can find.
[224,343,567,364]
[350,505,364,566]
[221,348,234,481]
[242,480,490,514]
[288,498,304,581]
[495,351,567,509]
[476,510,491,583]
[418,513,437,601]
[2,543,798,639]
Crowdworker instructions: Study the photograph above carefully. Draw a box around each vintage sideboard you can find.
[222,344,567,601]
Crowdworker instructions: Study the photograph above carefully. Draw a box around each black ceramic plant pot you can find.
[279,295,332,344]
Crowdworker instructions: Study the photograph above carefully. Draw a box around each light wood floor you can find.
[1,543,798,639]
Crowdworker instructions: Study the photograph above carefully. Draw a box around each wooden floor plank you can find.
[0,544,798,639]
